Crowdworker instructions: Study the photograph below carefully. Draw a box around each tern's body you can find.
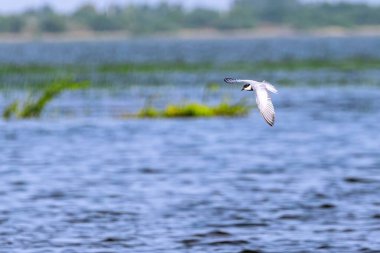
[224,78,278,126]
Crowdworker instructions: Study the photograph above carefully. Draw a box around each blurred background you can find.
[1,0,380,252]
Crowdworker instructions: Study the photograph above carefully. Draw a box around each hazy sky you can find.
[0,0,378,14]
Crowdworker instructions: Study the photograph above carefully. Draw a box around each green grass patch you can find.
[97,58,380,74]
[1,57,379,91]
[259,58,380,71]
[98,62,214,73]
[3,79,89,119]
[137,107,161,118]
[225,58,380,72]
[0,57,380,78]
[0,64,57,75]
[135,101,250,119]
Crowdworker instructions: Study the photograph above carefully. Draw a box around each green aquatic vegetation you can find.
[1,57,380,81]
[98,62,214,73]
[137,107,160,118]
[3,80,89,119]
[226,58,380,72]
[0,64,87,91]
[0,64,57,75]
[212,102,251,116]
[97,58,380,75]
[135,101,250,119]
[0,64,89,76]
[2,101,19,119]
[164,103,214,117]
[205,82,220,92]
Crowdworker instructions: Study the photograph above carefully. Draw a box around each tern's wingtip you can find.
[224,77,236,84]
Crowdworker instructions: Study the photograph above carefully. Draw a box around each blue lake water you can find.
[1,36,380,64]
[1,37,380,252]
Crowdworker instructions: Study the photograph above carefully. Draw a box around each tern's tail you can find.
[224,78,238,84]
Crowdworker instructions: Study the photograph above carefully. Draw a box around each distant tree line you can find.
[1,0,380,34]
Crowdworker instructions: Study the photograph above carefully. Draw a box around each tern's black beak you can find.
[241,87,244,91]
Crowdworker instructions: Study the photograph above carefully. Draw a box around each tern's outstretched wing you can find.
[255,86,275,126]
[224,78,251,84]
[225,78,276,89]
[224,78,240,84]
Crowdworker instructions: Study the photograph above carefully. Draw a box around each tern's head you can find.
[241,84,253,91]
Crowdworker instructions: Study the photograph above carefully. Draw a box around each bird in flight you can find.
[224,78,278,127]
